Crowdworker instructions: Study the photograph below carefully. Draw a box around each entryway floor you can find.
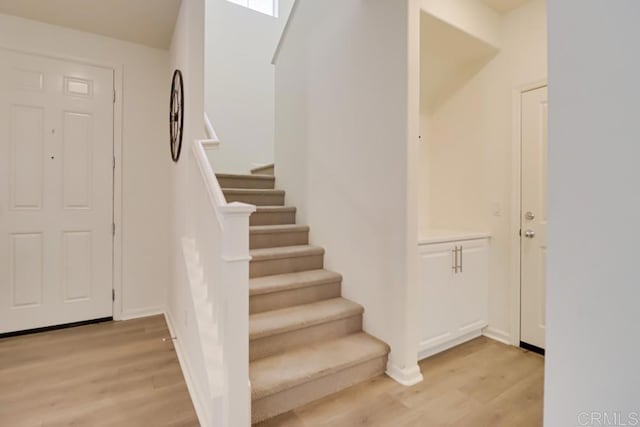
[257,337,544,426]
[0,315,198,427]
[0,317,543,427]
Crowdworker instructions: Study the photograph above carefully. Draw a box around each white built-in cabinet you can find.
[417,233,490,360]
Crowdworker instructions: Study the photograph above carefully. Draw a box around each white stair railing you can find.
[187,114,255,426]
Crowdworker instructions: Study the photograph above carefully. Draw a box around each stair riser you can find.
[250,254,323,278]
[224,192,284,206]
[250,211,296,226]
[250,230,309,250]
[250,315,362,361]
[250,282,342,314]
[251,356,388,424]
[217,177,274,189]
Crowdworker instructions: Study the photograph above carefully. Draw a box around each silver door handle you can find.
[458,246,463,273]
[452,247,458,273]
[524,229,535,238]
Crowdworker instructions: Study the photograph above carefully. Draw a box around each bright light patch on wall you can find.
[226,0,278,17]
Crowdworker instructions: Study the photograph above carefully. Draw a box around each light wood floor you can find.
[0,318,543,427]
[257,337,544,427]
[0,315,198,427]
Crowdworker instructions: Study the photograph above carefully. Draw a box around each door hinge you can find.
[112,289,115,302]
[113,156,116,170]
[113,90,116,103]
[112,223,116,236]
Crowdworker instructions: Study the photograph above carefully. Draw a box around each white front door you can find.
[0,50,114,334]
[520,86,548,350]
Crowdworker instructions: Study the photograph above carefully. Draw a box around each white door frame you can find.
[0,45,125,321]
[509,79,547,347]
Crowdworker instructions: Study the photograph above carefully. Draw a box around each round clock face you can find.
[170,69,184,162]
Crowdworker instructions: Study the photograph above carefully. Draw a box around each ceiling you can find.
[480,0,531,13]
[0,0,181,49]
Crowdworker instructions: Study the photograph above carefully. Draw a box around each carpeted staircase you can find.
[216,165,390,424]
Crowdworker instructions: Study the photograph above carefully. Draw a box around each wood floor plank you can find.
[0,315,198,427]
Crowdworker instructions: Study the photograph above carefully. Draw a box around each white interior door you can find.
[520,86,548,350]
[0,49,114,334]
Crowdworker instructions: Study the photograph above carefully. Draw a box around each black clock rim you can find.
[170,69,184,163]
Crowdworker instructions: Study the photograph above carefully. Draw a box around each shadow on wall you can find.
[420,11,498,114]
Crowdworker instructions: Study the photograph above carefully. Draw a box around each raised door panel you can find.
[452,240,489,335]
[418,242,456,350]
[62,112,93,209]
[62,231,92,302]
[9,233,44,308]
[9,105,44,210]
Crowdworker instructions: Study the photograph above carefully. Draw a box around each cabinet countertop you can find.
[418,229,491,245]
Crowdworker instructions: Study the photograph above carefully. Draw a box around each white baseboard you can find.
[120,306,165,321]
[418,328,484,361]
[386,363,424,386]
[482,326,512,345]
[164,311,210,427]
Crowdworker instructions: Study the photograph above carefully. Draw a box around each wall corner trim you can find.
[386,363,424,387]
[482,326,512,346]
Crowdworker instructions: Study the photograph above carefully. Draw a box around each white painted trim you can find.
[271,0,299,64]
[418,230,491,245]
[193,140,255,226]
[483,326,511,345]
[119,306,165,321]
[204,112,218,141]
[509,79,547,346]
[164,311,210,427]
[190,137,255,426]
[386,363,424,387]
[418,328,484,360]
[112,66,124,321]
[0,45,124,322]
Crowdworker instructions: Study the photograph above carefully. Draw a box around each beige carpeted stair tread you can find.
[217,173,274,181]
[255,206,296,213]
[250,332,389,400]
[251,163,275,175]
[222,188,284,196]
[250,224,310,235]
[217,173,275,190]
[251,245,324,261]
[250,269,342,296]
[250,298,362,340]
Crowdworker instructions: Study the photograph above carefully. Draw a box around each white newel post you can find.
[220,203,255,427]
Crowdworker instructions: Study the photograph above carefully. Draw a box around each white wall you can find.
[420,0,502,50]
[545,1,640,425]
[0,13,171,319]
[275,0,422,384]
[205,0,294,174]
[168,0,210,423]
[419,0,547,343]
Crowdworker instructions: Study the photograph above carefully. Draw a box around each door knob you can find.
[524,229,535,238]
[525,211,535,220]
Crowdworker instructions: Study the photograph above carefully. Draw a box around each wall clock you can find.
[170,69,184,162]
